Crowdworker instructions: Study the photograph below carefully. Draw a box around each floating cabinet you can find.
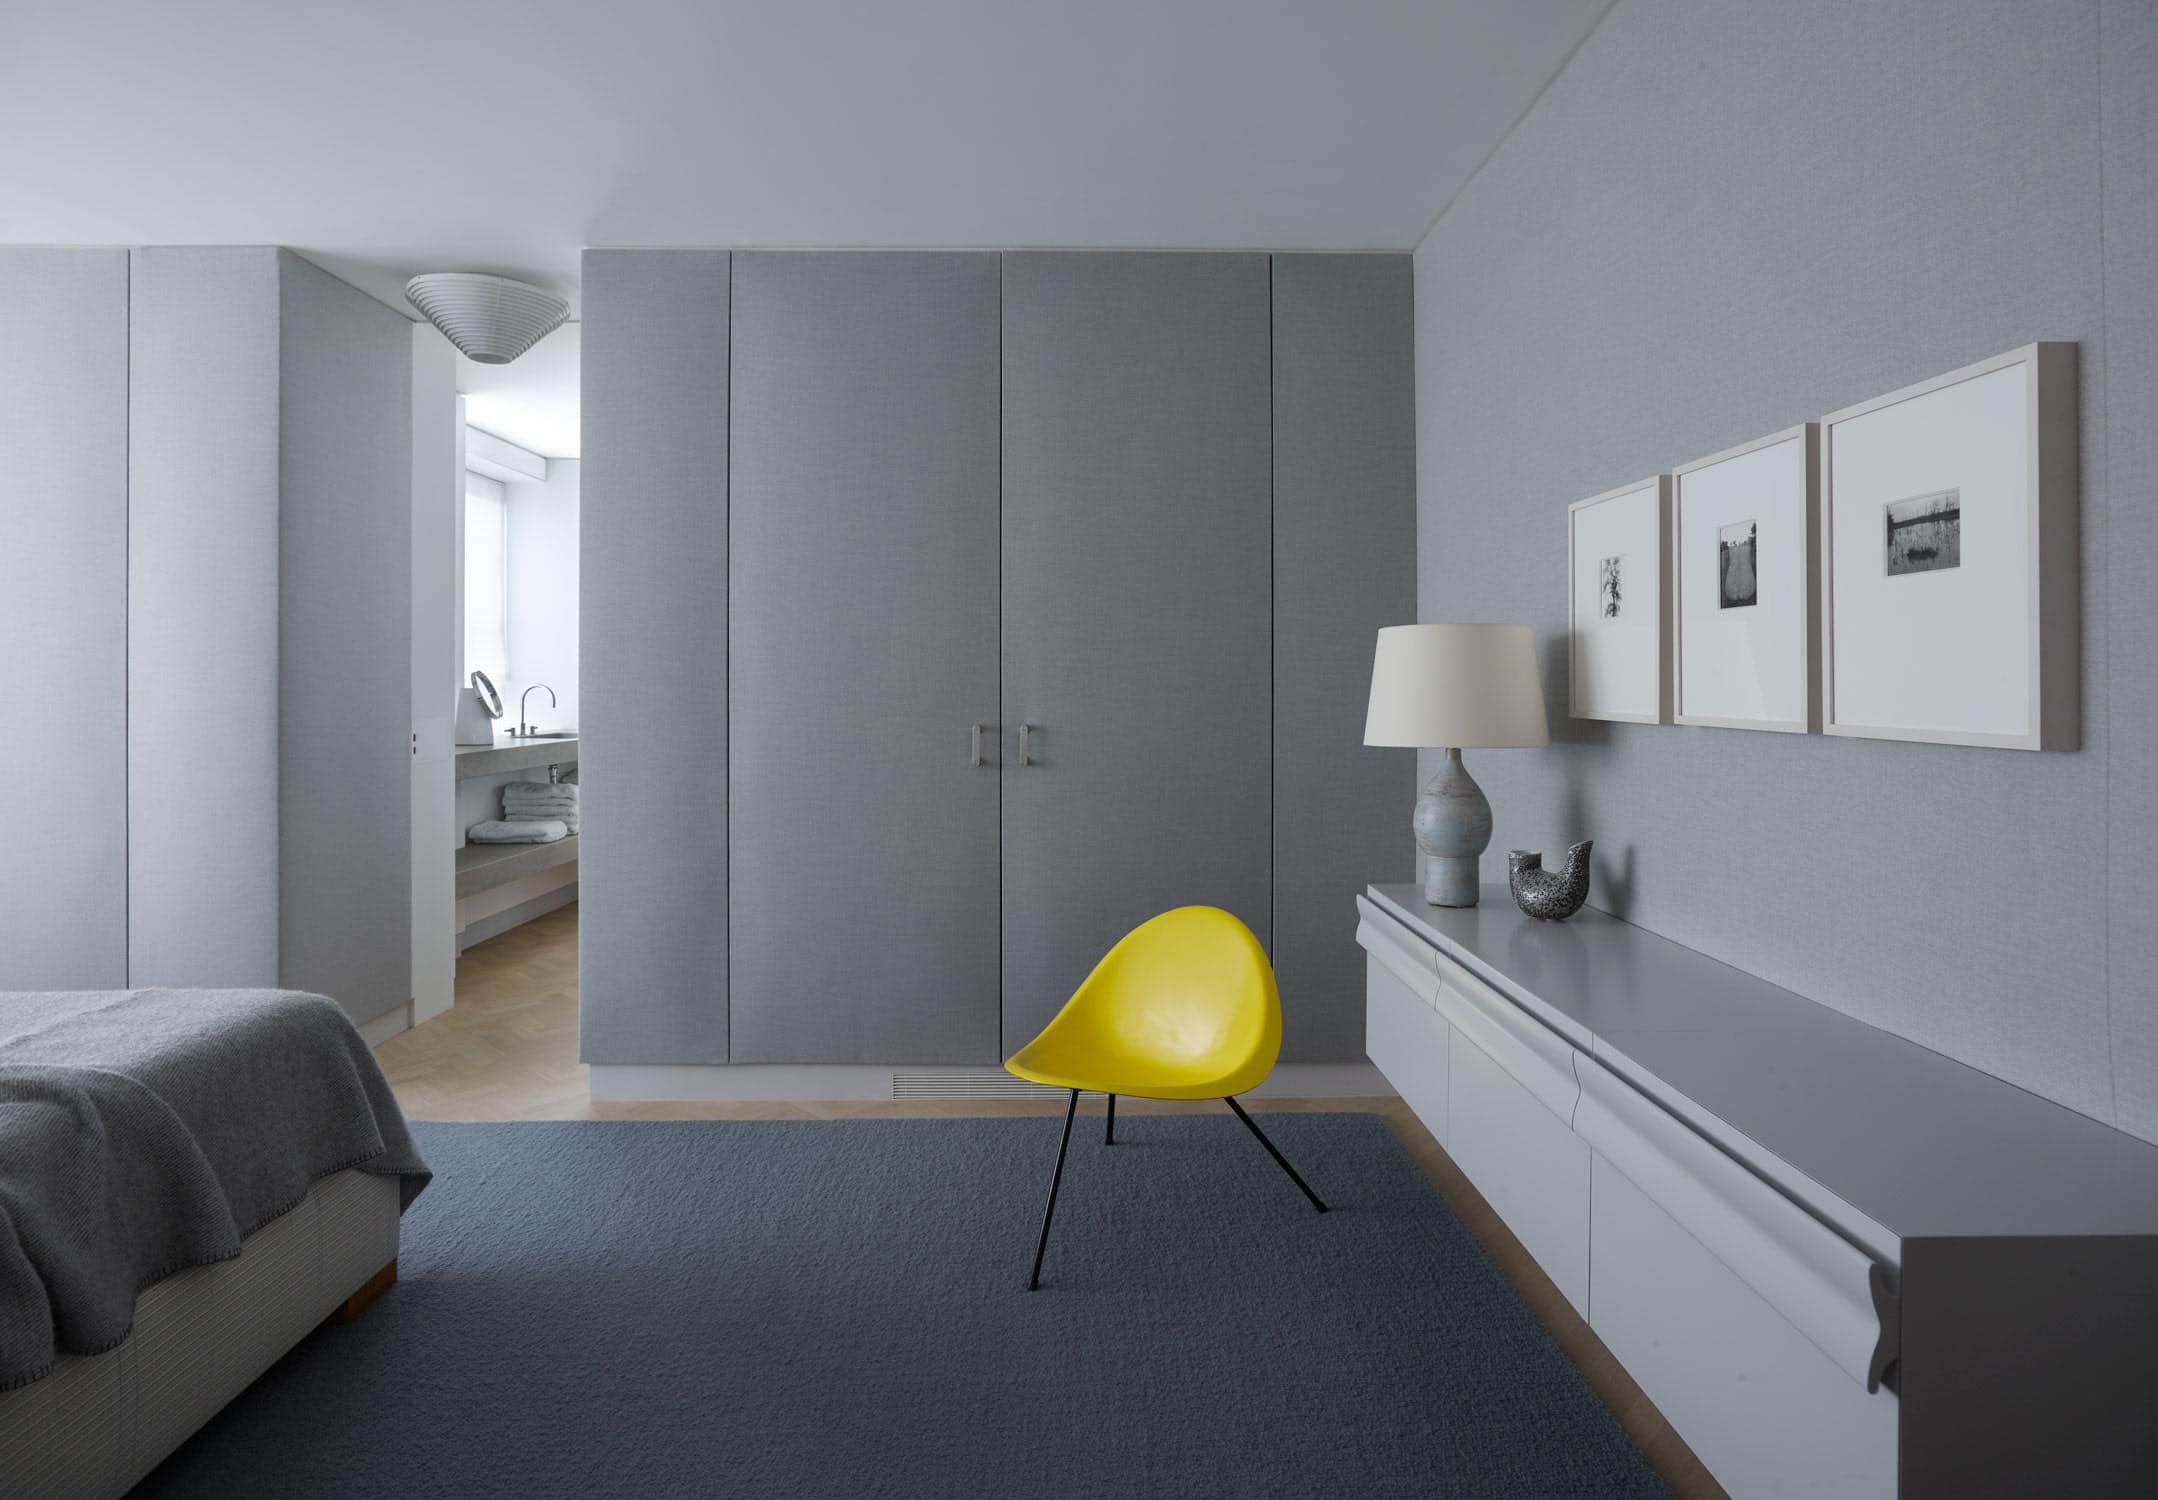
[1359,884,2158,1500]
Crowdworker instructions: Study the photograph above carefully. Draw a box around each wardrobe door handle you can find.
[1018,723,1035,767]
[969,724,985,769]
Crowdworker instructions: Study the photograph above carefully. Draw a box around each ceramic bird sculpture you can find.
[1508,840,1593,921]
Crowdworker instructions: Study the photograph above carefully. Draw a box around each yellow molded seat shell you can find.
[1004,906,1281,1101]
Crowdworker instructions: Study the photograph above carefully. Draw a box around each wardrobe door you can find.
[729,253,1003,1063]
[1271,254,1416,1061]
[0,249,129,988]
[1000,252,1274,1049]
[580,249,732,1064]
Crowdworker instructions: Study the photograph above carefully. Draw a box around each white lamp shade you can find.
[1364,623,1550,749]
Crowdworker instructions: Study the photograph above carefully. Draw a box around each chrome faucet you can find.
[518,684,556,737]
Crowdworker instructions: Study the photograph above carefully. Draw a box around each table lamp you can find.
[1364,623,1549,907]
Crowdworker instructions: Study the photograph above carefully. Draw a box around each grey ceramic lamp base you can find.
[1413,748,1492,907]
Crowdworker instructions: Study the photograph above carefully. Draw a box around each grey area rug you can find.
[139,1115,1667,1498]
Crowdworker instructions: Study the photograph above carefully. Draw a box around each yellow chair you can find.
[1004,905,1327,1289]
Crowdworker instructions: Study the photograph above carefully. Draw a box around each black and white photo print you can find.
[1884,488,1961,576]
[1717,519,1758,608]
[1598,555,1622,618]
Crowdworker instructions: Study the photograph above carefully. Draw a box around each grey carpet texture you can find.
[139,1115,1667,1497]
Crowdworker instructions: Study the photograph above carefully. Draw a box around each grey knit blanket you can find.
[0,988,431,1390]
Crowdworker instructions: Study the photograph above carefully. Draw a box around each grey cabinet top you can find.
[1367,883,2158,1243]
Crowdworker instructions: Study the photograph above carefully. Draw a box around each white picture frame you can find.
[1820,342,2077,750]
[1568,475,1670,724]
[1671,424,1819,733]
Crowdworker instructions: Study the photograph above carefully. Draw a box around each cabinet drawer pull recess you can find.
[1355,901,1440,1003]
[969,723,985,768]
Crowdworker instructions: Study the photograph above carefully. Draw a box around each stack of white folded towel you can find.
[503,780,580,835]
[466,818,568,844]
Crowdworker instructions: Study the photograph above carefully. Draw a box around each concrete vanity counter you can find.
[454,735,579,780]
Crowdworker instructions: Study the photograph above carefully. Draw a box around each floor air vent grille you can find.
[890,1073,1105,1101]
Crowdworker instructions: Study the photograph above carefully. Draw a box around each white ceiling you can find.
[457,323,582,459]
[2,0,1611,319]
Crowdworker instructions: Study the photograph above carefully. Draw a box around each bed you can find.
[0,988,429,1498]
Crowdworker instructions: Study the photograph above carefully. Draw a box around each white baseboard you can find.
[587,1061,1391,1103]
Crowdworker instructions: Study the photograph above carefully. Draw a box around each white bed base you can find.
[0,1168,401,1499]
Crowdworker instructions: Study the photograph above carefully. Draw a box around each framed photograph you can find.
[1568,475,1670,723]
[1671,424,1818,733]
[1820,342,2077,750]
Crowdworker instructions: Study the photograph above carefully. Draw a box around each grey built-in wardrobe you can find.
[580,249,1413,1069]
[1,247,411,1027]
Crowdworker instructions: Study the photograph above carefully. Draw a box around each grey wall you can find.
[1272,254,1418,1060]
[1413,0,2158,1141]
[579,249,732,1064]
[278,250,412,1025]
[503,457,581,732]
[128,246,283,987]
[2102,1,2158,1144]
[0,249,129,988]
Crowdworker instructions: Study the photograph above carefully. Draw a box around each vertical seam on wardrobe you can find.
[1268,256,1278,993]
[997,253,1006,1065]
[124,250,133,986]
[725,251,736,1065]
[2092,0,2117,1124]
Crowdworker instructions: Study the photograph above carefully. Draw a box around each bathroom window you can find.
[464,473,510,687]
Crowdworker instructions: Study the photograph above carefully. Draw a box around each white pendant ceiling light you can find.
[404,272,569,365]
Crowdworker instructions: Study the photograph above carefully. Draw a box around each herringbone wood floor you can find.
[377,902,1723,1498]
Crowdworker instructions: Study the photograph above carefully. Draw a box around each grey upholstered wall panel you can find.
[2101,0,2158,1143]
[0,249,129,988]
[128,247,282,987]
[728,253,1002,1063]
[277,252,412,1025]
[1000,252,1273,1048]
[579,250,731,1063]
[1271,255,1417,1062]
[1413,0,2153,1136]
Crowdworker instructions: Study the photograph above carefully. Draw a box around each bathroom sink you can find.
[504,730,577,739]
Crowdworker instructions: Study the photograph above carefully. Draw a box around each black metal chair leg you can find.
[1028,1089,1081,1289]
[1224,1096,1328,1213]
[1104,1093,1115,1146]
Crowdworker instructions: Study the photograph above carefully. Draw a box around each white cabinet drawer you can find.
[1427,948,1579,1125]
[1366,952,1449,1146]
[1573,1057,1890,1391]
[1449,1024,1591,1314]
[1591,1153,1898,1499]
